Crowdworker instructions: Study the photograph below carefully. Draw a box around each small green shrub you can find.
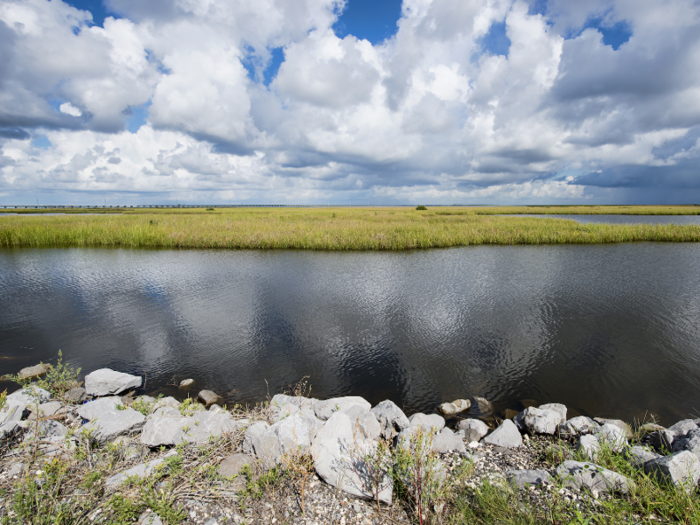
[416,205,428,210]
[6,350,80,398]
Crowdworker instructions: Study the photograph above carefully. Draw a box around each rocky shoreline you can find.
[1,364,699,524]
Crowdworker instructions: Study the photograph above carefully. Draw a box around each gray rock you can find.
[624,445,661,469]
[153,396,180,411]
[645,450,700,492]
[556,460,634,495]
[668,419,698,437]
[152,406,181,418]
[456,418,490,443]
[179,379,195,388]
[650,429,676,452]
[198,390,221,407]
[6,386,50,406]
[189,411,239,445]
[345,407,381,441]
[64,387,87,404]
[105,451,177,490]
[315,396,371,421]
[17,363,50,381]
[370,400,410,440]
[558,416,599,437]
[312,411,392,504]
[85,369,142,397]
[432,428,466,454]
[25,420,67,441]
[578,435,601,461]
[593,418,633,439]
[6,462,25,478]
[539,403,567,421]
[209,404,224,414]
[438,399,471,416]
[638,422,665,437]
[242,421,287,470]
[0,420,20,442]
[408,413,445,433]
[521,407,564,435]
[507,469,551,488]
[270,393,318,414]
[249,428,281,470]
[219,453,254,478]
[137,511,163,525]
[141,416,193,447]
[596,423,627,452]
[0,401,26,428]
[272,414,313,456]
[243,421,270,455]
[78,397,146,443]
[37,401,62,418]
[77,396,120,419]
[482,420,522,449]
[672,428,700,456]
[472,397,494,416]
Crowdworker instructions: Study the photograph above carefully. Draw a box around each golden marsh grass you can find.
[2,207,700,250]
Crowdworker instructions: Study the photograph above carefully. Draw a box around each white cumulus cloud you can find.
[1,0,700,204]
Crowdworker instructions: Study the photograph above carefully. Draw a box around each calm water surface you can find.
[2,245,700,425]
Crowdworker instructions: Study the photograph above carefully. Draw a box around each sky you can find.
[1,0,699,205]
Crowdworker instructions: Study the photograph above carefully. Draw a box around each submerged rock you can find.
[85,369,142,397]
[17,363,50,381]
[179,379,195,388]
[438,399,471,416]
[197,390,221,407]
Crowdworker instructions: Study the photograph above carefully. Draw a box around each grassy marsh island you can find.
[1,206,700,250]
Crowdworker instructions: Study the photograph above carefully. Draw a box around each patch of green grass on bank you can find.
[1,207,700,250]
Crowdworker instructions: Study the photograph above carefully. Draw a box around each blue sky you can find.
[1,0,699,205]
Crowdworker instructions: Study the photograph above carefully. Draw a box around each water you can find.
[505,214,700,225]
[2,245,700,426]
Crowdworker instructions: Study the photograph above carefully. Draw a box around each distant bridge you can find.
[0,204,458,209]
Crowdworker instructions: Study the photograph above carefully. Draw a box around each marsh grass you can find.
[2,207,700,251]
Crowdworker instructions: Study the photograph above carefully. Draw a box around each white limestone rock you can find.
[456,418,490,443]
[315,396,372,421]
[556,460,634,496]
[312,411,392,504]
[85,369,142,397]
[482,420,522,449]
[78,397,146,443]
[370,400,410,439]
